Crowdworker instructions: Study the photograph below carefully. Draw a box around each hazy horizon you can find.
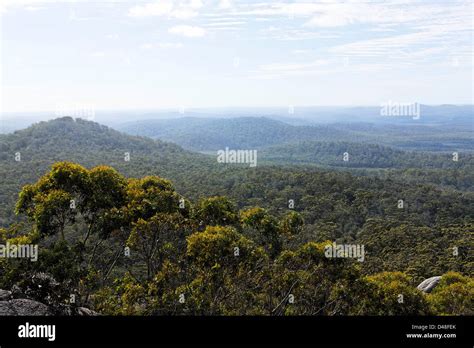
[1,0,473,113]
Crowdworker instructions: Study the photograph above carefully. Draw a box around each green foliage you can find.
[126,176,183,221]
[260,141,474,170]
[363,272,430,315]
[240,207,282,257]
[118,115,474,153]
[357,220,474,281]
[194,196,238,226]
[93,272,146,315]
[184,226,268,315]
[0,118,472,316]
[127,213,192,280]
[187,225,265,269]
[427,272,474,315]
[34,190,75,239]
[279,211,304,236]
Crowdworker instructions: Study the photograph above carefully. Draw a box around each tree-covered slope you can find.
[0,117,215,226]
[1,162,472,316]
[1,117,473,228]
[0,118,472,299]
[118,115,474,152]
[260,141,474,169]
[118,117,362,151]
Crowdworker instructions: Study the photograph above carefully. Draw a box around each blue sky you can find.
[1,0,472,112]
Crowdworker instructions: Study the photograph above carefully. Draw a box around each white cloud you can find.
[170,8,197,19]
[291,49,312,55]
[25,6,43,11]
[128,2,174,17]
[128,0,203,19]
[140,42,183,49]
[205,21,245,27]
[105,33,119,40]
[1,0,85,14]
[189,0,203,9]
[218,0,232,10]
[169,25,206,37]
[158,42,184,48]
[260,59,328,72]
[248,58,332,79]
[329,17,472,60]
[90,51,105,57]
[260,26,339,41]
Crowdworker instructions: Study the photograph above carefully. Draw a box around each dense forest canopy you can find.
[0,117,472,315]
[117,114,474,152]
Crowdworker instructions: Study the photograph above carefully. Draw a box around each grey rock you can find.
[0,290,98,316]
[0,298,52,316]
[417,276,442,293]
[0,301,16,315]
[0,289,12,301]
[76,307,99,316]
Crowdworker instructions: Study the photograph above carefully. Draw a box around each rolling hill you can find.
[1,117,473,228]
[260,141,474,169]
[117,117,364,151]
[0,117,216,226]
[117,115,474,152]
[0,117,472,285]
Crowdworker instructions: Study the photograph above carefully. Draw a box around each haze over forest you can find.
[0,0,472,319]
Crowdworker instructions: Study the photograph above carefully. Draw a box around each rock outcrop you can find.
[0,298,53,316]
[417,276,442,293]
[0,289,12,300]
[0,289,99,316]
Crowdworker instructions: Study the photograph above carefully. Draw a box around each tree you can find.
[265,241,364,315]
[362,272,430,315]
[279,211,304,236]
[240,207,282,257]
[126,176,185,221]
[427,272,474,315]
[82,165,127,242]
[16,162,102,242]
[127,213,192,281]
[184,226,268,315]
[194,196,238,227]
[15,162,90,240]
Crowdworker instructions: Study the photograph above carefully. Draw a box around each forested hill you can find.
[117,116,361,151]
[1,116,192,158]
[1,117,473,228]
[260,141,473,170]
[0,117,215,225]
[117,115,474,152]
[0,117,472,288]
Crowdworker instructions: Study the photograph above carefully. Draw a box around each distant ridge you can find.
[117,116,359,151]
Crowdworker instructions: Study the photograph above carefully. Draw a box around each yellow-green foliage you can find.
[187,225,266,269]
[426,272,474,315]
[364,272,430,315]
[194,196,238,226]
[4,161,473,316]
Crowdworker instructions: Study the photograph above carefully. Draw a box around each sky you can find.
[0,0,473,113]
